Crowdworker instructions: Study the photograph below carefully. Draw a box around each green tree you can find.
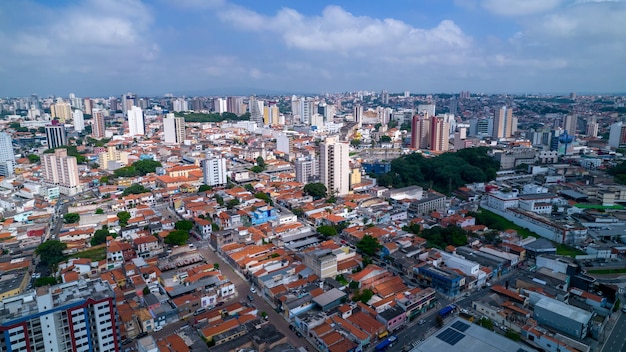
[28,154,40,163]
[359,288,374,304]
[143,286,150,295]
[122,183,149,196]
[250,165,264,173]
[292,208,304,217]
[303,182,327,199]
[213,263,220,270]
[244,183,255,192]
[256,156,266,170]
[254,192,272,205]
[350,139,361,148]
[226,198,240,209]
[132,159,162,175]
[164,230,189,245]
[317,225,338,237]
[215,194,224,206]
[90,228,112,246]
[356,235,382,256]
[380,135,392,143]
[36,240,67,266]
[63,213,80,224]
[478,317,494,330]
[34,276,57,287]
[117,211,131,227]
[99,176,109,184]
[95,208,104,215]
[175,220,194,231]
[198,184,212,192]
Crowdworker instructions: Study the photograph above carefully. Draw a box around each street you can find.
[601,311,626,352]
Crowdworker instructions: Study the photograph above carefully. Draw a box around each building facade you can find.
[0,132,16,177]
[319,137,350,196]
[45,124,67,149]
[202,156,227,187]
[163,113,185,144]
[42,149,80,195]
[127,106,145,136]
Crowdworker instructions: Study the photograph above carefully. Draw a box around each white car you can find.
[154,326,163,332]
[250,286,256,294]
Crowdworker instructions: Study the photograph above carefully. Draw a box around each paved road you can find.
[602,311,626,352]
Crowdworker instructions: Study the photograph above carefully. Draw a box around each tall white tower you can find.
[319,137,350,196]
[0,132,16,177]
[163,113,185,144]
[73,110,85,132]
[127,106,145,136]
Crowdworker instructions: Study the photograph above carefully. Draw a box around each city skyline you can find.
[1,0,625,97]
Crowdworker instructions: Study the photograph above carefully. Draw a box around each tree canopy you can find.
[164,230,189,245]
[114,159,162,178]
[198,184,212,192]
[63,213,80,224]
[122,183,150,196]
[316,225,337,237]
[374,147,499,194]
[44,145,87,164]
[173,111,250,123]
[117,211,131,227]
[175,220,194,231]
[608,162,626,184]
[90,228,113,246]
[36,240,67,267]
[356,235,382,256]
[303,182,327,199]
[28,154,40,163]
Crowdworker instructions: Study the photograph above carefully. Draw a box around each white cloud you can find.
[481,0,563,16]
[218,5,473,64]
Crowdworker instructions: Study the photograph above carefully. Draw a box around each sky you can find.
[1,0,625,97]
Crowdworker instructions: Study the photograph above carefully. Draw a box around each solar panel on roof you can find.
[436,328,465,346]
[451,320,470,332]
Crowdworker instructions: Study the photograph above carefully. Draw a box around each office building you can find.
[45,123,67,149]
[42,149,80,195]
[319,137,350,196]
[92,110,106,138]
[202,155,227,187]
[494,107,514,139]
[410,113,430,149]
[50,102,72,122]
[0,132,16,177]
[163,113,185,144]
[295,157,318,183]
[73,110,85,132]
[127,106,145,136]
[0,279,119,352]
[429,115,450,152]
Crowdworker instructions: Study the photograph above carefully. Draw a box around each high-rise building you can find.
[586,117,598,138]
[45,123,67,149]
[202,155,227,187]
[50,102,72,122]
[494,106,514,138]
[42,149,80,195]
[429,115,450,152]
[353,105,363,128]
[410,113,430,149]
[609,122,626,149]
[319,137,350,196]
[83,98,93,115]
[127,106,145,136]
[226,96,244,115]
[264,103,280,125]
[214,98,227,113]
[295,157,318,183]
[0,132,16,177]
[381,90,389,105]
[163,113,185,144]
[249,96,264,126]
[0,279,119,352]
[73,110,85,132]
[418,104,436,117]
[563,114,578,136]
[121,93,137,113]
[99,146,129,170]
[92,110,106,138]
[173,98,188,112]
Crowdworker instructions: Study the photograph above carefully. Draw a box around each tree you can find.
[303,182,327,199]
[91,228,112,246]
[143,286,150,295]
[28,154,40,163]
[34,276,57,287]
[117,211,131,227]
[317,225,338,237]
[132,159,162,175]
[254,192,272,205]
[175,220,194,231]
[99,176,109,184]
[213,263,220,270]
[256,156,266,170]
[356,235,382,256]
[63,213,80,224]
[478,317,494,330]
[36,240,67,267]
[359,288,374,304]
[250,165,264,173]
[215,194,224,206]
[244,183,255,192]
[226,198,240,209]
[292,208,304,217]
[436,315,444,327]
[198,184,212,192]
[380,135,392,143]
[350,139,361,148]
[95,208,104,215]
[164,230,189,245]
[122,183,149,196]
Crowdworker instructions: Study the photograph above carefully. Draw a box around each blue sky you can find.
[1,0,625,97]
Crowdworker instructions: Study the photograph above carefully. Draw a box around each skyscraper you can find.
[563,114,578,136]
[353,105,363,128]
[410,113,430,149]
[586,117,598,138]
[214,98,227,113]
[319,137,350,196]
[50,102,72,122]
[494,106,514,139]
[249,96,264,126]
[264,103,280,125]
[163,113,185,144]
[73,110,85,132]
[45,123,67,149]
[226,96,244,115]
[381,90,389,105]
[0,279,119,352]
[127,106,145,136]
[121,92,137,113]
[609,122,626,149]
[83,98,93,115]
[92,110,106,138]
[429,115,450,152]
[202,154,227,187]
[0,132,16,177]
[42,148,80,195]
[295,157,318,183]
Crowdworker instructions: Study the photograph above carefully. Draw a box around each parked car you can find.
[296,331,303,338]
[247,294,254,302]
[136,332,148,339]
[250,286,256,293]
[154,326,163,332]
[418,319,426,325]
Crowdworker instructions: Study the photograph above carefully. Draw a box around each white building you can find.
[0,132,16,177]
[202,155,227,187]
[42,149,80,195]
[319,137,350,196]
[163,113,185,144]
[127,106,145,136]
[72,109,85,132]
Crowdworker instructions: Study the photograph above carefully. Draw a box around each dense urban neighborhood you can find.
[1,91,626,352]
